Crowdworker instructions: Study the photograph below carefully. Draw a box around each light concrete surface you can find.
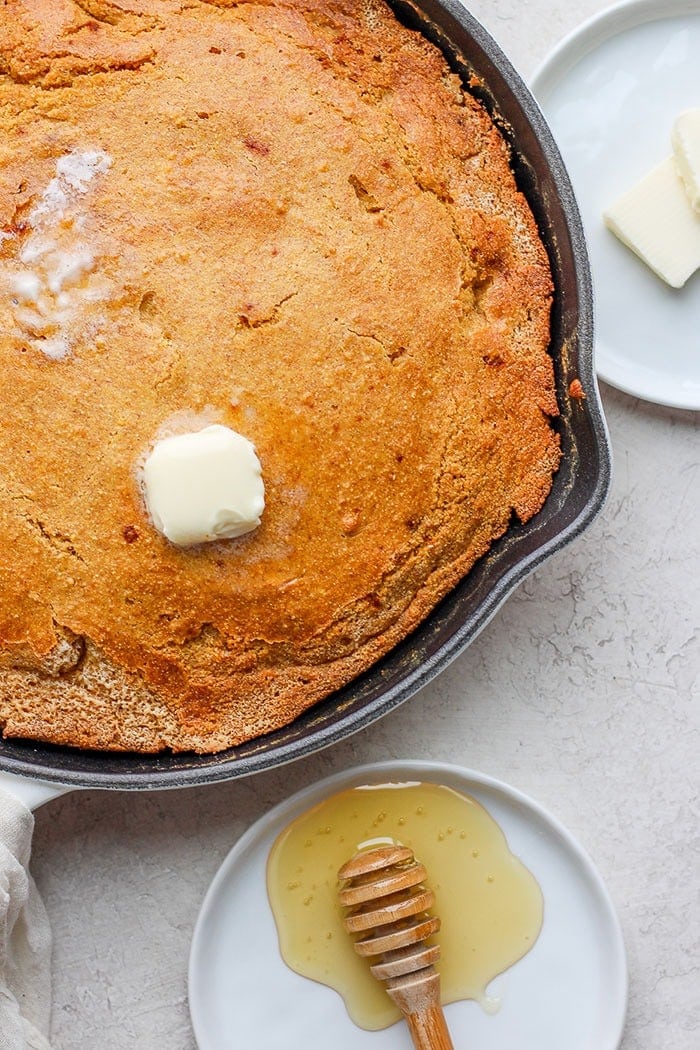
[26,2,699,1048]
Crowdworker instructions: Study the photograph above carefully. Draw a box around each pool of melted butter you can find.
[266,781,543,1030]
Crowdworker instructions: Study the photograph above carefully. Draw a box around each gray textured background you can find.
[29,2,699,1047]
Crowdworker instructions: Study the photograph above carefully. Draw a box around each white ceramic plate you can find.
[531,0,700,410]
[188,762,627,1050]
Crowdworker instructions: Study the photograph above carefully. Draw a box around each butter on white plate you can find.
[143,424,265,547]
[603,156,700,288]
[672,108,700,213]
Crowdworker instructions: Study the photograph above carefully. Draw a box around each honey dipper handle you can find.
[405,1006,455,1050]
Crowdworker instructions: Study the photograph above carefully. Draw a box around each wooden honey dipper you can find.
[338,844,455,1050]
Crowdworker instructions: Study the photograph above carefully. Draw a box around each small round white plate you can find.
[188,762,627,1050]
[531,0,700,410]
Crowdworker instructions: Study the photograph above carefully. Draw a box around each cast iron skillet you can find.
[0,0,610,790]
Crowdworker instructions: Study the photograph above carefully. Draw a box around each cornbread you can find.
[0,0,560,753]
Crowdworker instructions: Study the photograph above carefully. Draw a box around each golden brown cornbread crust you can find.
[0,0,560,753]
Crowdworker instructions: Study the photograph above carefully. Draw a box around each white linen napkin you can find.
[0,787,52,1050]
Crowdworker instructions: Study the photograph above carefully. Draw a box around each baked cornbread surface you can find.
[0,0,560,753]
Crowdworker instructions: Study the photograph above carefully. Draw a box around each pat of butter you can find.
[603,157,700,288]
[143,424,264,547]
[672,109,700,212]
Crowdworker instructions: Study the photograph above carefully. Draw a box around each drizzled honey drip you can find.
[338,844,455,1050]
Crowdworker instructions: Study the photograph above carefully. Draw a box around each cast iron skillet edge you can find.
[0,0,611,789]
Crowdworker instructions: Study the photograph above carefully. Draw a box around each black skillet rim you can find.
[0,0,611,789]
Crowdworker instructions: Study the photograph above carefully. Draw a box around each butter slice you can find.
[604,157,700,287]
[143,424,264,547]
[672,108,700,212]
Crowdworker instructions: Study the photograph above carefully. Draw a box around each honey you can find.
[266,781,543,1031]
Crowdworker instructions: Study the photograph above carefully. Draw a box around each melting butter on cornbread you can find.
[142,424,265,547]
[4,149,112,358]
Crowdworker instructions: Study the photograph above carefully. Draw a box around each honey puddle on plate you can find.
[266,781,543,1030]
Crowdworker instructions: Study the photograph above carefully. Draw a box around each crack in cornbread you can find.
[0,0,560,752]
